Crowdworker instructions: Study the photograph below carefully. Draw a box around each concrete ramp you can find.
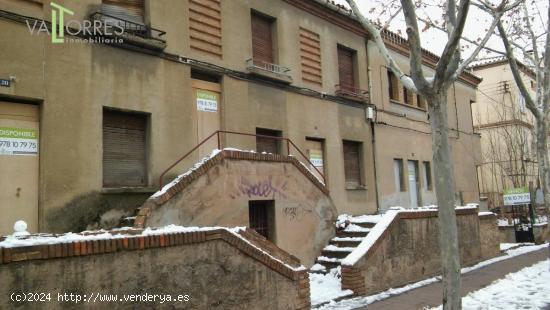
[135,149,338,265]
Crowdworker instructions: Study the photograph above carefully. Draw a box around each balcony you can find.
[89,12,166,51]
[246,59,293,84]
[335,84,369,103]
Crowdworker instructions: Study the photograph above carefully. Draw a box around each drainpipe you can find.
[365,40,381,213]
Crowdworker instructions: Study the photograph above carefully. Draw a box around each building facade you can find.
[0,0,481,235]
[471,58,538,209]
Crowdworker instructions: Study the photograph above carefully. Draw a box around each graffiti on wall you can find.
[229,176,288,200]
[283,207,305,221]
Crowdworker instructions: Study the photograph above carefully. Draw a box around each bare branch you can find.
[400,0,430,91]
[433,0,470,90]
[497,19,540,119]
[345,0,421,91]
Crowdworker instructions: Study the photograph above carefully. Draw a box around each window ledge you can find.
[390,99,427,112]
[102,187,157,194]
[346,185,367,191]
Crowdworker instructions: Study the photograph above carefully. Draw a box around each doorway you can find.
[192,71,221,159]
[0,101,39,234]
[248,200,275,240]
[408,160,421,208]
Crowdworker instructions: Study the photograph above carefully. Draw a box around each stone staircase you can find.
[312,214,381,273]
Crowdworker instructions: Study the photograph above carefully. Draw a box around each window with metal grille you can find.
[343,140,362,186]
[103,109,148,187]
[337,45,356,91]
[248,200,274,240]
[251,12,275,65]
[256,128,282,155]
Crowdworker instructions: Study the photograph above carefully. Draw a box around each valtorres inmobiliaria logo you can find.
[26,2,125,44]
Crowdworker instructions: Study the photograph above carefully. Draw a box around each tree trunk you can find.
[535,121,550,211]
[427,92,462,310]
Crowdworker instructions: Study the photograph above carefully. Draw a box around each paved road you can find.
[360,247,549,310]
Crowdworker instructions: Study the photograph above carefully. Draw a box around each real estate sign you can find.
[0,127,39,156]
[196,90,218,112]
[503,187,530,206]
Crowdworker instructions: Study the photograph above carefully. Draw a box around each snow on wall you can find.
[341,206,479,266]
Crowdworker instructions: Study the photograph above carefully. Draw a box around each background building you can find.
[0,0,481,237]
[470,58,539,210]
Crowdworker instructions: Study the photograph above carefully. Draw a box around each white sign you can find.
[0,127,38,156]
[196,90,218,112]
[503,187,530,205]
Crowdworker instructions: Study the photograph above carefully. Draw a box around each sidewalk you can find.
[361,248,549,310]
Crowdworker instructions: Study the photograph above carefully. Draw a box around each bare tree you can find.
[475,81,538,210]
[344,0,519,308]
[480,1,550,212]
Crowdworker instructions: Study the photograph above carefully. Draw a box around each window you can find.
[251,12,275,65]
[300,28,322,86]
[387,70,399,101]
[423,161,433,191]
[103,109,148,187]
[403,87,414,105]
[343,140,362,186]
[256,128,282,154]
[337,45,356,91]
[417,94,426,109]
[102,0,145,24]
[394,158,405,192]
[249,200,275,240]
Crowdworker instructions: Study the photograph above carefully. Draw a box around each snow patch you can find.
[430,259,550,310]
[310,267,354,306]
[320,243,549,309]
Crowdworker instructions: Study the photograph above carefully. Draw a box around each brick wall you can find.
[341,208,500,296]
[0,228,310,309]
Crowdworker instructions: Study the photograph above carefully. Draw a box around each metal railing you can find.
[89,12,166,43]
[246,58,291,75]
[335,84,369,101]
[158,130,326,188]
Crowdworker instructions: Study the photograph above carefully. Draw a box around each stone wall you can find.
[136,150,338,266]
[479,213,501,259]
[342,208,500,296]
[0,228,310,310]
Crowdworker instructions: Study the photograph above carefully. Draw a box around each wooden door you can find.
[0,101,39,234]
[192,79,221,159]
[306,139,325,182]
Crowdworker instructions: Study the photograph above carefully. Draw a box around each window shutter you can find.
[299,28,322,86]
[256,128,281,154]
[102,0,145,24]
[388,71,399,101]
[343,141,361,185]
[337,46,355,89]
[251,13,274,65]
[103,110,147,187]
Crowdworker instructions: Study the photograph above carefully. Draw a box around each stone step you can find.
[349,221,376,229]
[329,237,363,248]
[321,249,353,259]
[336,229,370,238]
[315,256,342,270]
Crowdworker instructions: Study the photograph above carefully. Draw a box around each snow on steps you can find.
[312,214,382,273]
